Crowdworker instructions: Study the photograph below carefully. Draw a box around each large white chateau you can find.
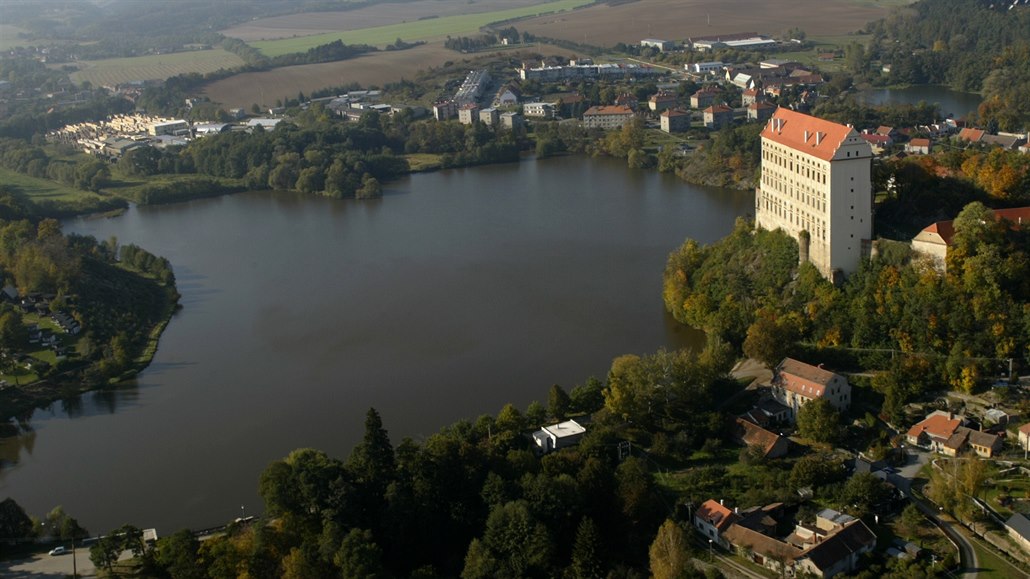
[756,108,873,282]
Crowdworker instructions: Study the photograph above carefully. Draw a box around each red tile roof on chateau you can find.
[761,108,856,162]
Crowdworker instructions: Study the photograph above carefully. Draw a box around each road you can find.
[893,447,978,578]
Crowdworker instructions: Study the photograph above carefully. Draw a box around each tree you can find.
[526,400,547,426]
[334,528,384,578]
[568,517,604,579]
[89,534,120,572]
[548,384,572,421]
[649,519,692,579]
[466,500,553,578]
[156,529,205,579]
[795,399,840,444]
[742,309,801,368]
[0,498,32,541]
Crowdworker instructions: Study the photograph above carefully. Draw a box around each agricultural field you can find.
[515,0,898,46]
[68,50,245,87]
[250,0,594,55]
[203,43,455,108]
[0,25,31,51]
[0,166,99,204]
[222,0,552,41]
[203,42,578,109]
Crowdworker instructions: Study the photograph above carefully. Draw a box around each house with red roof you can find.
[906,411,1003,457]
[912,206,1030,270]
[734,417,789,458]
[582,105,635,129]
[660,109,691,133]
[1018,422,1030,451]
[957,127,986,143]
[906,411,963,452]
[694,499,738,548]
[703,104,734,130]
[770,358,851,422]
[859,133,893,154]
[747,101,776,123]
[905,138,931,154]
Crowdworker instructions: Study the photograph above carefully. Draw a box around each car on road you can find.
[48,546,67,556]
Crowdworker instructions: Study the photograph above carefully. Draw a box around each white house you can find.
[532,420,586,453]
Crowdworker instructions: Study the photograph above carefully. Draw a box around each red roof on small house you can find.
[735,418,787,458]
[696,499,737,531]
[860,134,892,145]
[875,126,894,136]
[906,413,962,442]
[909,138,931,147]
[957,127,986,142]
[704,104,733,114]
[917,207,1030,245]
[661,108,689,117]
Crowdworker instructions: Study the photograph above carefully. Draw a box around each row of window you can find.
[762,144,828,184]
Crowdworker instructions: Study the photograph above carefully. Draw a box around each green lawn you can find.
[969,535,1027,579]
[0,166,99,203]
[252,0,594,55]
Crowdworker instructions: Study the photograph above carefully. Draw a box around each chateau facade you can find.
[756,108,873,282]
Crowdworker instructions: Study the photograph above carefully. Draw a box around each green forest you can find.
[663,205,1030,422]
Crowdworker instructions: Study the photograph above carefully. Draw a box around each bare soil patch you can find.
[223,0,549,41]
[516,0,888,45]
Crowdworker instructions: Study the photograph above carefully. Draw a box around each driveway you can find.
[0,547,98,578]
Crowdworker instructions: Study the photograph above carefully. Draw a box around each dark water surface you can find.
[0,155,752,533]
[857,85,983,119]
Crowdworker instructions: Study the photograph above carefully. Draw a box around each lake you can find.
[0,155,752,534]
[857,85,983,119]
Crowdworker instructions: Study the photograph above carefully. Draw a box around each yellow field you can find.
[69,50,246,87]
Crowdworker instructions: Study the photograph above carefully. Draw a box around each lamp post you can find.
[709,539,713,557]
[241,505,245,520]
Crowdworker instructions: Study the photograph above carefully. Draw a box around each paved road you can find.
[893,447,978,579]
[0,546,98,578]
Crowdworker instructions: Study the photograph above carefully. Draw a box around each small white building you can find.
[532,420,585,453]
[523,102,554,119]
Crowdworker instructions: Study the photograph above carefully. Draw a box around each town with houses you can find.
[4,13,1030,577]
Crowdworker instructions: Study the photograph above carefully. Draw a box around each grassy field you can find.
[251,0,595,55]
[405,153,444,172]
[516,0,896,46]
[68,50,245,87]
[223,0,551,41]
[0,166,101,203]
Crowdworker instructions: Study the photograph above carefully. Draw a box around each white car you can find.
[48,546,67,556]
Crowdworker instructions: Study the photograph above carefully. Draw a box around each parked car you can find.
[48,546,66,556]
